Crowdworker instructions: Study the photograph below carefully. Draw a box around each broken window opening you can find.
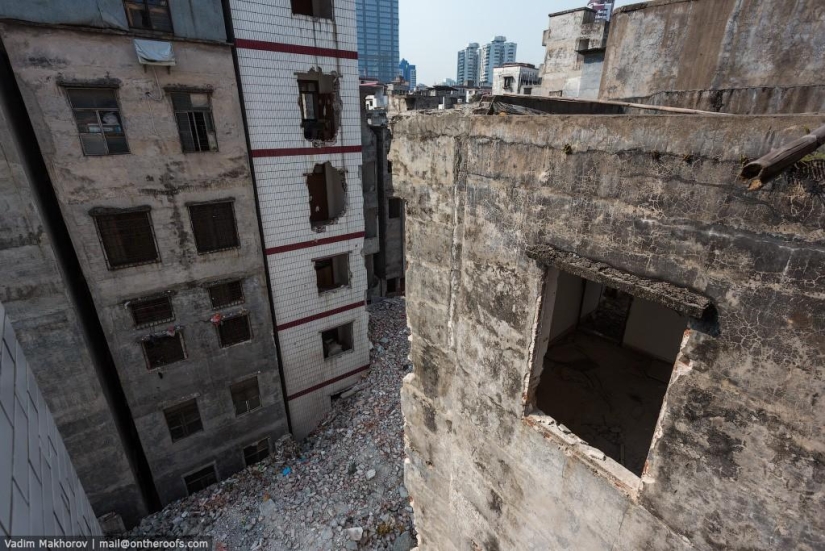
[164,399,202,442]
[188,201,240,253]
[183,465,217,495]
[143,331,186,369]
[217,314,252,348]
[207,280,245,309]
[171,92,218,153]
[315,253,350,293]
[124,0,173,33]
[307,162,346,229]
[93,209,159,269]
[388,198,403,219]
[530,268,689,477]
[129,294,174,327]
[67,88,129,155]
[230,377,262,416]
[297,71,339,142]
[322,322,354,359]
[290,0,334,20]
[243,438,270,467]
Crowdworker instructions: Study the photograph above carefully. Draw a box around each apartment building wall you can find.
[225,0,370,438]
[0,13,287,505]
[0,37,147,525]
[355,0,399,83]
[478,37,516,87]
[1,300,103,537]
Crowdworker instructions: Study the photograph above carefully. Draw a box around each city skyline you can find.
[400,0,634,85]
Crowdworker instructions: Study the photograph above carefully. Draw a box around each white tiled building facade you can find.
[227,0,369,438]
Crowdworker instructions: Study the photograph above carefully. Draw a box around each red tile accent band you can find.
[251,145,363,158]
[235,38,359,60]
[287,364,371,401]
[265,231,365,256]
[276,300,365,331]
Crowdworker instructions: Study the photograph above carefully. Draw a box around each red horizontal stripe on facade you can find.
[251,145,363,158]
[265,231,365,255]
[277,301,365,331]
[235,38,359,60]
[287,364,371,401]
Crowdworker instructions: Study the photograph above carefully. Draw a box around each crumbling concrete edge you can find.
[525,244,712,318]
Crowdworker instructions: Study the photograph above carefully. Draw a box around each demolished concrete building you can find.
[391,0,825,549]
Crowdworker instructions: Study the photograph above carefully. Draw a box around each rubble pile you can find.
[129,298,415,551]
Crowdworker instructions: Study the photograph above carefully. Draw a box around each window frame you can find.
[290,0,334,19]
[321,322,354,360]
[388,198,403,219]
[163,399,203,443]
[216,313,253,348]
[128,294,175,328]
[91,208,160,270]
[169,91,218,153]
[65,87,129,156]
[187,200,241,254]
[123,0,174,33]
[182,464,217,496]
[142,331,187,370]
[207,280,245,309]
[243,438,270,467]
[230,377,262,417]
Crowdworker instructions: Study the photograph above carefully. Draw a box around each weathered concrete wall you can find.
[0,0,226,42]
[1,300,103,537]
[621,86,825,115]
[390,111,825,550]
[1,23,288,505]
[600,0,825,110]
[0,46,147,524]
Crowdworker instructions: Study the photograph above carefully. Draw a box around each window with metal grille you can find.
[188,201,240,253]
[129,295,173,327]
[389,198,403,219]
[143,332,186,369]
[230,377,261,416]
[66,88,129,156]
[208,280,244,309]
[298,79,337,141]
[322,322,354,359]
[170,92,217,153]
[164,399,202,442]
[183,465,217,495]
[218,314,252,348]
[124,0,173,32]
[290,0,333,19]
[93,210,159,269]
[243,438,270,467]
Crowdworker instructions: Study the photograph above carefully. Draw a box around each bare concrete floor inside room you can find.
[535,331,674,476]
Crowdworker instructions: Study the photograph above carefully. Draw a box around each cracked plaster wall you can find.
[389,111,825,551]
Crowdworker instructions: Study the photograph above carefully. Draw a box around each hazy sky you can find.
[399,0,635,85]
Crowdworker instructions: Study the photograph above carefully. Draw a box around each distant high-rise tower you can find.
[456,43,480,86]
[356,0,400,82]
[478,36,517,86]
[399,58,417,87]
[587,0,615,21]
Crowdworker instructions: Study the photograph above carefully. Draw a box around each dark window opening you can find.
[503,76,514,91]
[164,399,202,442]
[208,280,244,309]
[183,465,217,495]
[290,0,334,19]
[307,162,346,227]
[130,295,173,327]
[217,314,252,348]
[143,332,186,369]
[188,201,240,253]
[315,253,349,292]
[531,269,688,476]
[124,0,173,32]
[322,322,354,359]
[243,438,270,467]
[67,88,129,156]
[93,210,159,269]
[388,198,403,219]
[230,377,261,416]
[171,92,217,152]
[364,208,378,238]
[298,74,338,141]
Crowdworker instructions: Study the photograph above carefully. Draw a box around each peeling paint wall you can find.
[600,0,825,112]
[390,111,825,550]
[1,23,288,506]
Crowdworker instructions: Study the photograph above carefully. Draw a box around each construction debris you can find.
[128,298,414,551]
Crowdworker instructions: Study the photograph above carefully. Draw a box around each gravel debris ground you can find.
[129,298,415,551]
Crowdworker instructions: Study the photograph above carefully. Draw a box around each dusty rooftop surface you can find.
[128,299,415,551]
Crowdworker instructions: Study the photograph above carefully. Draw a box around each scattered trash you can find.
[281,467,292,477]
